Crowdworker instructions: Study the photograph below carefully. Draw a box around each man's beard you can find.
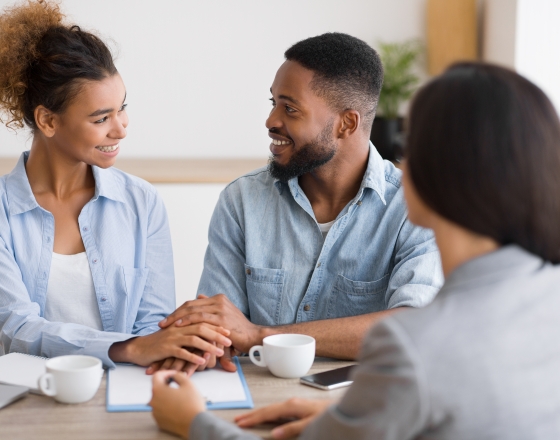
[268,121,337,183]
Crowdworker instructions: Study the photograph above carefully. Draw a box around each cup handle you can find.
[249,345,267,367]
[38,373,57,397]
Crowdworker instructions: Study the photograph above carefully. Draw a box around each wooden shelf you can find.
[0,157,269,184]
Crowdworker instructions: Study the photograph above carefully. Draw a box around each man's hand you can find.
[150,370,206,439]
[159,294,263,353]
[235,398,333,439]
[109,323,231,367]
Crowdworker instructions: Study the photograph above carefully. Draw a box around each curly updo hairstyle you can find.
[406,62,560,263]
[0,0,117,130]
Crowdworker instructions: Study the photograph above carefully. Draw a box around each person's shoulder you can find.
[225,166,272,189]
[368,159,405,211]
[99,167,162,211]
[222,166,276,200]
[383,160,402,190]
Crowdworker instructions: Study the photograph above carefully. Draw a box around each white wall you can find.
[483,0,560,111]
[155,183,225,306]
[0,0,427,158]
[482,0,517,68]
[514,0,560,112]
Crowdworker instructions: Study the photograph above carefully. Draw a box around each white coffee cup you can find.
[249,334,315,378]
[38,355,103,404]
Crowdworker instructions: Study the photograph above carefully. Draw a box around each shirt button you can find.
[357,201,362,206]
[304,304,311,312]
[316,262,321,268]
[246,268,251,275]
[93,259,98,264]
[46,237,51,243]
[101,297,107,302]
[82,227,89,232]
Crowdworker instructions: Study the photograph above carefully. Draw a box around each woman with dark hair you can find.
[150,62,560,438]
[0,0,230,370]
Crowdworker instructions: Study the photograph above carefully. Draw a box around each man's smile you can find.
[269,133,293,156]
[271,139,291,146]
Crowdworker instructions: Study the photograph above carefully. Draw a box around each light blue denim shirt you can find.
[0,152,175,368]
[198,144,443,326]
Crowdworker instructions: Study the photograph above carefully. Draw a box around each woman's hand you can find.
[109,323,231,367]
[150,370,206,439]
[146,347,219,376]
[235,398,333,439]
[146,356,203,376]
[147,344,240,376]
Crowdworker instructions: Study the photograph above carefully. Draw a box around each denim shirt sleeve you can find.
[197,187,249,316]
[385,218,443,309]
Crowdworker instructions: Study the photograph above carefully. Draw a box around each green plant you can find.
[377,40,422,119]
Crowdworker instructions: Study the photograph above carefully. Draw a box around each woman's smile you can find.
[95,143,120,155]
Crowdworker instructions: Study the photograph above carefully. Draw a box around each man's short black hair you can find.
[285,32,383,132]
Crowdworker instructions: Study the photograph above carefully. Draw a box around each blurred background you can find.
[0,0,558,304]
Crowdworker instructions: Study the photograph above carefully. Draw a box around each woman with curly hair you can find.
[0,0,230,370]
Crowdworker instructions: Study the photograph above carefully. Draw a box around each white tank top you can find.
[318,220,336,238]
[44,252,104,331]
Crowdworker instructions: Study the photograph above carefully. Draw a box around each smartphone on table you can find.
[300,365,356,390]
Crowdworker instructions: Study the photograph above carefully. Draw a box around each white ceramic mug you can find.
[38,355,103,404]
[249,334,315,378]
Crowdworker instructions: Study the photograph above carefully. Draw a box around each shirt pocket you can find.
[327,273,389,318]
[244,264,284,326]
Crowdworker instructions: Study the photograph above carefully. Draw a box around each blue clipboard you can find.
[106,357,253,412]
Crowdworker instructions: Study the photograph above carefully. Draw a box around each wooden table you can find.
[0,358,354,440]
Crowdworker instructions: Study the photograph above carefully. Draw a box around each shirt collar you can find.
[5,152,39,215]
[273,142,388,204]
[6,151,126,216]
[91,164,127,204]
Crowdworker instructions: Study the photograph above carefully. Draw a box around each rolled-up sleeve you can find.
[386,218,443,309]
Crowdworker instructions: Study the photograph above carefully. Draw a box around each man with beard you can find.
[156,33,442,373]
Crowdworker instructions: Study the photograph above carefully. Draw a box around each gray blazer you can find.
[190,245,560,439]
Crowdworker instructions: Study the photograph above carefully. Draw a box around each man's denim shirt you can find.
[0,152,175,367]
[199,144,443,325]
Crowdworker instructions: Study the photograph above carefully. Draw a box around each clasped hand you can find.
[109,321,232,373]
[154,294,263,373]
